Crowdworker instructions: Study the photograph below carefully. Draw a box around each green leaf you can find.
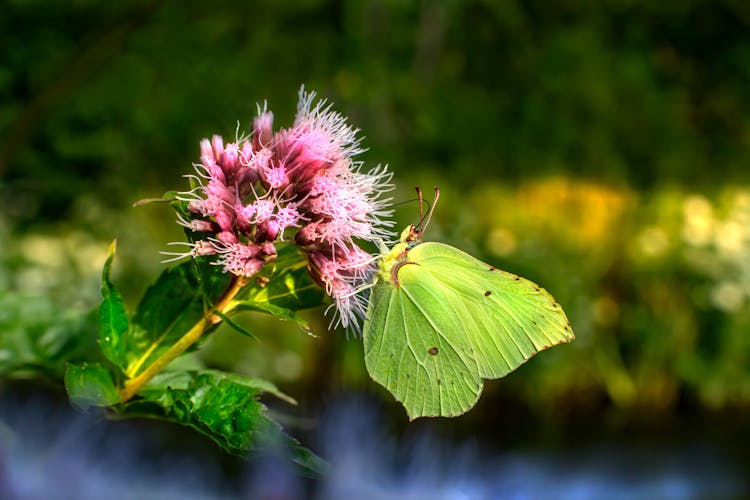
[125,261,211,377]
[234,244,324,332]
[139,369,296,405]
[122,371,266,454]
[285,437,329,478]
[119,369,324,476]
[211,311,256,339]
[132,190,179,207]
[99,240,130,370]
[65,362,120,410]
[192,255,233,304]
[0,292,99,380]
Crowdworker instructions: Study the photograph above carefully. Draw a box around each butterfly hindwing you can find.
[365,267,483,418]
[363,241,573,419]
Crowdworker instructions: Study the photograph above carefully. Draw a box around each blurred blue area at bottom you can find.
[315,396,746,500]
[0,390,745,500]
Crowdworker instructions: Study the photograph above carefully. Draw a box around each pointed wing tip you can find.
[538,331,575,352]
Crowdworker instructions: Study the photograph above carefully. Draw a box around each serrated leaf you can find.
[99,240,130,369]
[139,369,296,405]
[119,369,323,476]
[233,245,324,331]
[65,362,120,410]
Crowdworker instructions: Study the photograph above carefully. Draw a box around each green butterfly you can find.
[363,188,574,419]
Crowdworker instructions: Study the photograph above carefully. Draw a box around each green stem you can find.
[119,275,248,403]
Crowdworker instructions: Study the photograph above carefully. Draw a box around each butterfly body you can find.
[363,227,573,419]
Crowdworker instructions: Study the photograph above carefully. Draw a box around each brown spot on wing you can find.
[428,346,439,356]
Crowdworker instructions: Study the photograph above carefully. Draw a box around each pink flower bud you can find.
[188,219,218,233]
[217,231,238,244]
[188,200,204,214]
[214,209,235,232]
[220,142,240,174]
[217,242,268,277]
[205,179,235,205]
[202,158,225,183]
[295,221,324,247]
[261,242,276,257]
[235,203,255,233]
[253,111,274,149]
[200,138,214,160]
[255,219,280,243]
[211,135,224,159]
[192,240,218,256]
[240,140,254,164]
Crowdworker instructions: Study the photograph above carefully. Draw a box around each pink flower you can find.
[166,87,394,329]
[270,88,362,185]
[305,243,376,329]
[252,104,274,149]
[214,241,276,277]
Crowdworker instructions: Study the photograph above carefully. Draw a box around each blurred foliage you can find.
[3,0,750,426]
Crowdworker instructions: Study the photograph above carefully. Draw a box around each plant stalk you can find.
[119,275,248,403]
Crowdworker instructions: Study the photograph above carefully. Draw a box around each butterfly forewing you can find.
[411,243,573,379]
[364,241,573,419]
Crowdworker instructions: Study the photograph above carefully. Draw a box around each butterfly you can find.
[363,187,574,419]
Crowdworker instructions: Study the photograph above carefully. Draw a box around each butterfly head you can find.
[399,224,420,244]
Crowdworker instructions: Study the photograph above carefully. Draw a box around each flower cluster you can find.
[164,88,394,328]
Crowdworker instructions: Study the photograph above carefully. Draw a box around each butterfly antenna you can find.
[416,186,425,229]
[422,186,440,233]
[411,186,440,240]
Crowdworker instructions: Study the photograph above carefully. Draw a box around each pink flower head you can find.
[168,87,394,329]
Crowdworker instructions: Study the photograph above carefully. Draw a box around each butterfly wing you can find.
[363,242,573,419]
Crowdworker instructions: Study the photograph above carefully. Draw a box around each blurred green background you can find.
[3,0,750,443]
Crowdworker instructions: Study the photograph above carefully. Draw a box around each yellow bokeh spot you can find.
[471,176,631,252]
[273,351,304,381]
[682,195,714,247]
[711,281,745,312]
[487,227,517,257]
[637,226,670,258]
[715,220,746,257]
